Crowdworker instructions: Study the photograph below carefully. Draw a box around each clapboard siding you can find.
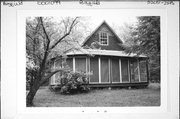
[83,23,123,51]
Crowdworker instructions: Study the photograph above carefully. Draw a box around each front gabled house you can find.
[50,21,149,87]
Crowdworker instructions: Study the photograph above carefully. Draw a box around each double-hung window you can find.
[99,32,108,45]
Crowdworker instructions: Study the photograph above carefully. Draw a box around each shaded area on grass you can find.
[32,83,160,107]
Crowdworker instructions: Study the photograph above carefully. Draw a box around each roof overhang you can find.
[66,49,147,58]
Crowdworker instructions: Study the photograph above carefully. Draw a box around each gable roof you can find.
[81,21,123,46]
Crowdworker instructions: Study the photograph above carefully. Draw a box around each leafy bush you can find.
[57,71,90,94]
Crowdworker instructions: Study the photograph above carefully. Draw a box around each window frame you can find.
[99,31,109,46]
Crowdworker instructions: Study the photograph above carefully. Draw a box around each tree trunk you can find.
[26,80,40,107]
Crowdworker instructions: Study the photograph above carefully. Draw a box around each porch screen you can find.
[130,60,139,82]
[139,60,147,82]
[75,57,86,72]
[90,57,99,83]
[121,59,129,82]
[101,57,109,83]
[112,58,120,82]
[66,58,73,70]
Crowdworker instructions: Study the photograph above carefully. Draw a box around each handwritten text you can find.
[3,1,23,7]
[37,0,61,5]
[79,0,100,6]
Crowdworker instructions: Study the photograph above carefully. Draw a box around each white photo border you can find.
[1,1,179,119]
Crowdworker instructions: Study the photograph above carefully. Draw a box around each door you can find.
[121,59,130,83]
[101,57,109,83]
[111,58,120,83]
[90,57,99,83]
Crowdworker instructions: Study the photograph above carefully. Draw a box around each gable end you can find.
[82,21,124,51]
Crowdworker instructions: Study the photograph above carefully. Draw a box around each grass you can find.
[31,83,160,107]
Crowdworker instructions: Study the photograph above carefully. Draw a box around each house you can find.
[50,21,149,87]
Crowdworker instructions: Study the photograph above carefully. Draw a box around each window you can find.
[99,32,108,45]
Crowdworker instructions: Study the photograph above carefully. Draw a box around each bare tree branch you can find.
[26,34,34,41]
[26,16,82,106]
[50,17,79,50]
[39,17,51,48]
[27,50,42,61]
[37,17,52,79]
[62,18,68,34]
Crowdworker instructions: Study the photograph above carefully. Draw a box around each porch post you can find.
[87,57,90,83]
[53,61,56,84]
[128,59,131,83]
[98,57,101,83]
[138,59,141,82]
[119,59,122,83]
[86,57,88,73]
[73,57,75,72]
[146,59,150,83]
[109,58,112,84]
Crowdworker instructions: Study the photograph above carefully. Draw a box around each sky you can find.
[85,16,138,31]
[52,15,138,33]
[39,16,139,43]
[77,16,138,43]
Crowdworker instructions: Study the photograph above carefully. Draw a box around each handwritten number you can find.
[147,0,174,5]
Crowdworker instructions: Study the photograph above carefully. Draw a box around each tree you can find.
[122,16,160,82]
[26,17,80,106]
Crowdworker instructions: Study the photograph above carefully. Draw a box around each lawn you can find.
[32,83,160,107]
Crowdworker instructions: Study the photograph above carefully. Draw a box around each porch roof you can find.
[66,49,147,58]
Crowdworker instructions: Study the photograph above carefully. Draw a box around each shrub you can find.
[26,67,38,90]
[26,57,39,90]
[57,71,90,94]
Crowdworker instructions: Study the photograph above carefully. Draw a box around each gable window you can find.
[99,32,108,45]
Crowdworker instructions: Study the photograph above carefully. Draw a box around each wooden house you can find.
[50,21,149,88]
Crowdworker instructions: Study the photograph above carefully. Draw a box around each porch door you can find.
[101,57,109,83]
[111,58,120,83]
[90,57,99,83]
[121,59,130,83]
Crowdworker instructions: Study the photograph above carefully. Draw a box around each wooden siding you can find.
[84,82,149,88]
[83,23,123,51]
